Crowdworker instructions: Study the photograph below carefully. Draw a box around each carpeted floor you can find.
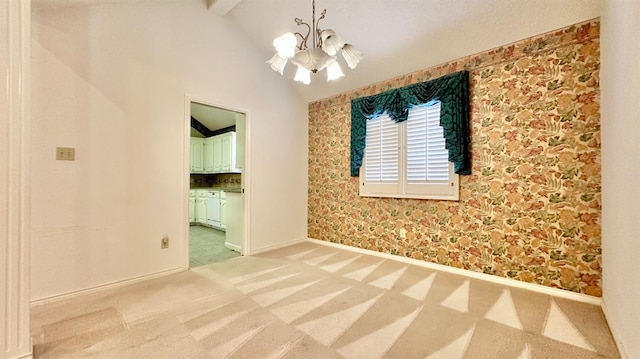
[31,241,620,358]
[189,225,240,267]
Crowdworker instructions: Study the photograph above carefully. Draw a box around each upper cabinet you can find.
[221,132,241,172]
[212,135,222,172]
[203,138,214,173]
[191,132,241,174]
[190,137,204,173]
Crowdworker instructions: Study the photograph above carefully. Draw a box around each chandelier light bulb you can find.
[294,66,311,85]
[320,29,345,56]
[341,44,364,69]
[266,53,288,75]
[273,32,297,59]
[326,59,344,81]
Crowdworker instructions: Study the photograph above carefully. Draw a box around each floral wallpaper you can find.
[308,20,601,296]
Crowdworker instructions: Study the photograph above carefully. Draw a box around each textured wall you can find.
[31,0,308,300]
[308,20,601,296]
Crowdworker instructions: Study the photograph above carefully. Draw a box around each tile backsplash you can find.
[190,173,241,188]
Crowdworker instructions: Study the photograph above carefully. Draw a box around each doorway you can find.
[186,97,248,268]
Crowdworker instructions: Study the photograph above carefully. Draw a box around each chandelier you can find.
[267,0,364,85]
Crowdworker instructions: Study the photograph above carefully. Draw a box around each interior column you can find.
[0,0,32,358]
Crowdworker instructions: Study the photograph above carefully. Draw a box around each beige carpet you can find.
[31,242,620,358]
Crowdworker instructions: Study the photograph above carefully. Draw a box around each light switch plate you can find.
[56,147,75,161]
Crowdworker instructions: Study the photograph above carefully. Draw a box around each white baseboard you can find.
[224,241,242,253]
[250,238,307,255]
[30,267,186,307]
[600,300,629,359]
[307,238,602,306]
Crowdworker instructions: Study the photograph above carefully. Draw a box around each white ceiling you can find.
[190,102,241,136]
[32,0,601,103]
[227,0,600,102]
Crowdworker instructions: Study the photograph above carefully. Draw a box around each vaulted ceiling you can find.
[226,0,600,102]
[32,0,600,103]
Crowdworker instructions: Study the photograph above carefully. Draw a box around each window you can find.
[359,101,459,200]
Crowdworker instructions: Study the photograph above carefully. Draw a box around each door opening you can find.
[185,97,248,268]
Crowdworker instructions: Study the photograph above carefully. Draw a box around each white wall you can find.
[600,0,640,358]
[31,0,308,300]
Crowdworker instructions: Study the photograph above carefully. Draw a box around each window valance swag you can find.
[350,70,471,176]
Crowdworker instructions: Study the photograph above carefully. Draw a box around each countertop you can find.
[190,187,241,193]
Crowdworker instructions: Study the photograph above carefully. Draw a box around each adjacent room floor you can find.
[189,225,240,267]
[31,241,620,358]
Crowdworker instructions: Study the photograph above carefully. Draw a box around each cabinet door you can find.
[196,198,207,224]
[221,134,231,171]
[203,138,214,173]
[188,197,195,222]
[213,136,223,172]
[220,198,227,228]
[190,138,204,173]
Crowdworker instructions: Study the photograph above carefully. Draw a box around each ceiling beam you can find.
[207,0,242,16]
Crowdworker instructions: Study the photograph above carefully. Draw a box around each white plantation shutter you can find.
[406,102,449,182]
[365,114,398,182]
[360,101,459,200]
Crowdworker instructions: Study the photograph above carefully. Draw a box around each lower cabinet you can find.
[190,189,226,231]
[195,190,207,224]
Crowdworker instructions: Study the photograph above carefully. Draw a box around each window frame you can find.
[359,103,460,201]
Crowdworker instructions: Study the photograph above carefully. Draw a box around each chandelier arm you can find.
[294,32,308,51]
[315,9,327,47]
[294,18,311,50]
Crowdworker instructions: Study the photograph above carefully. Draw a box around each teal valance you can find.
[350,70,470,176]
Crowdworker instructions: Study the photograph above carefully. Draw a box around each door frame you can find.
[183,94,251,268]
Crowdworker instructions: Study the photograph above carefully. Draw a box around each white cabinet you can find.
[220,132,241,173]
[203,138,214,173]
[221,133,232,172]
[190,138,204,173]
[212,136,222,172]
[188,190,196,223]
[195,190,207,224]
[191,133,240,174]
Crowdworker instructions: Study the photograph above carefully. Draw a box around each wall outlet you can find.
[56,147,75,161]
[399,228,407,239]
[161,236,169,249]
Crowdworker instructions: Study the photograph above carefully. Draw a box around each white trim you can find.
[30,267,185,307]
[224,241,242,253]
[601,300,628,359]
[249,238,308,255]
[307,238,602,306]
